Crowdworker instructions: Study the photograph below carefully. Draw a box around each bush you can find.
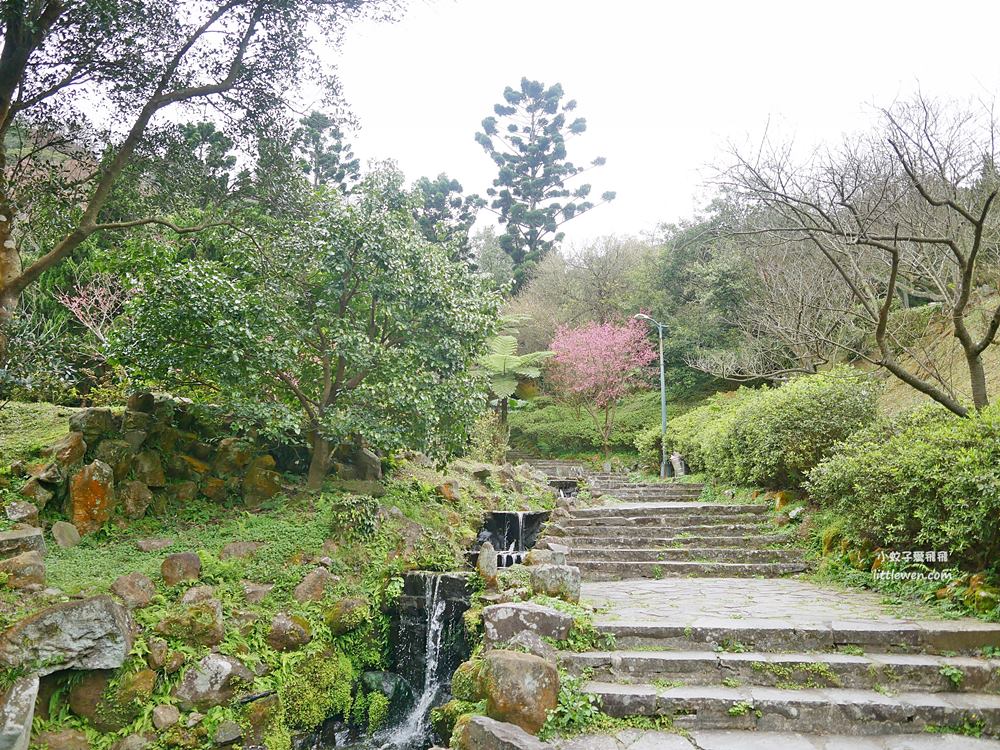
[656,368,880,488]
[808,404,1000,572]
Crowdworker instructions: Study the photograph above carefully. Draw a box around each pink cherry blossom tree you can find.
[547,318,656,458]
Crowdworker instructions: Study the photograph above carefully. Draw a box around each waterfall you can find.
[376,575,446,749]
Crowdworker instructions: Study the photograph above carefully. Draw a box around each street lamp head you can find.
[634,313,653,322]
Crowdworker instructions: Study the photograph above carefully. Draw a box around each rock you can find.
[267,612,312,651]
[136,537,173,553]
[120,481,153,519]
[50,521,81,548]
[528,564,581,603]
[121,410,154,432]
[34,461,66,485]
[482,602,573,646]
[0,527,46,557]
[201,476,228,502]
[112,736,151,750]
[133,451,166,488]
[242,580,273,603]
[323,597,370,636]
[161,552,201,585]
[437,481,460,502]
[18,478,52,509]
[94,440,135,482]
[67,460,116,535]
[69,408,114,440]
[327,478,386,497]
[293,567,336,603]
[354,446,382,480]
[0,595,133,675]
[481,650,558,734]
[127,392,156,413]
[152,704,180,730]
[245,693,280,744]
[146,638,169,670]
[4,501,38,527]
[68,668,155,731]
[122,430,148,452]
[46,431,87,467]
[0,550,46,589]
[149,427,180,455]
[178,455,211,477]
[164,652,185,674]
[186,711,204,727]
[477,541,498,586]
[220,541,262,560]
[213,720,242,746]
[213,438,254,475]
[32,729,90,750]
[173,653,254,711]
[180,585,216,604]
[0,674,38,750]
[110,572,156,608]
[170,480,198,501]
[242,465,281,503]
[451,715,549,750]
[503,630,558,664]
[789,506,806,521]
[524,548,566,566]
[155,599,224,646]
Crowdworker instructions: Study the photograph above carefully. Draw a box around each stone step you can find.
[566,515,768,529]
[563,533,793,548]
[563,650,1000,693]
[555,730,1000,749]
[595,617,1000,655]
[563,523,771,536]
[567,547,805,563]
[570,502,768,518]
[576,560,807,580]
[591,485,705,494]
[584,681,1000,735]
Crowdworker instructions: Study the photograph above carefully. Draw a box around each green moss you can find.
[451,659,484,702]
[0,401,76,464]
[430,699,482,745]
[279,650,355,730]
[366,691,390,733]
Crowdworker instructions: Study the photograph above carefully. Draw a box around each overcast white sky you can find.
[334,0,1000,247]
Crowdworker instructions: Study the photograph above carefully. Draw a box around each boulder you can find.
[173,653,254,711]
[0,595,133,675]
[50,521,81,548]
[242,465,281,504]
[323,597,370,636]
[0,674,38,750]
[242,580,273,603]
[18,478,52,509]
[529,564,581,603]
[112,735,151,750]
[0,550,46,589]
[481,650,558,735]
[245,693,280,744]
[155,599,224,646]
[213,720,242,746]
[213,438,254,475]
[170,480,198,502]
[180,585,216,604]
[67,460,116,534]
[266,612,312,651]
[127,392,156,413]
[201,477,228,502]
[354,446,382,480]
[31,729,90,750]
[121,410,154,432]
[110,572,156,609]
[69,408,114,441]
[503,630,558,664]
[68,668,155,732]
[120,481,153,519]
[146,638,169,670]
[4,501,38,527]
[122,430,148,452]
[94,440,135,482]
[152,704,179,730]
[293,567,336,603]
[524,548,566,566]
[220,541,262,560]
[135,538,173,553]
[161,552,201,585]
[0,527,46,558]
[482,602,573,647]
[45,431,87,468]
[451,715,549,750]
[477,541,498,587]
[133,452,166,488]
[437,481,460,502]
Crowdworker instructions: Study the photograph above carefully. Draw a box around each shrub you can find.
[808,404,1000,572]
[656,368,880,488]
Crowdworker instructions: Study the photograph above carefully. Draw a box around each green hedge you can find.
[808,405,1000,572]
[646,368,881,488]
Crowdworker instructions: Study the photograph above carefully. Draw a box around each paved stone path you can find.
[527,463,1000,745]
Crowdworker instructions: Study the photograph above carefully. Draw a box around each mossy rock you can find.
[450,658,485,702]
[323,597,370,636]
[430,699,482,746]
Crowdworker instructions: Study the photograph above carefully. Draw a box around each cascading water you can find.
[375,575,447,750]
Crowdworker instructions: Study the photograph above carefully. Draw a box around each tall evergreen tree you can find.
[296,112,361,192]
[412,173,483,262]
[475,77,615,291]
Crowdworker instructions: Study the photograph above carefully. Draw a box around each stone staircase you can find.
[541,475,1000,743]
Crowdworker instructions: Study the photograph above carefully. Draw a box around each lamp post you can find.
[634,313,668,479]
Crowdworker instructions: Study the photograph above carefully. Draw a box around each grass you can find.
[0,401,79,465]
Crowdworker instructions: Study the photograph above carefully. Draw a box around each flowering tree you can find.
[547,319,656,458]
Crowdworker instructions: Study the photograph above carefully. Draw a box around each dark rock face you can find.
[0,596,133,675]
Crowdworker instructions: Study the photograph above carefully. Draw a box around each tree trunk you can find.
[306,432,332,490]
[966,348,990,411]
